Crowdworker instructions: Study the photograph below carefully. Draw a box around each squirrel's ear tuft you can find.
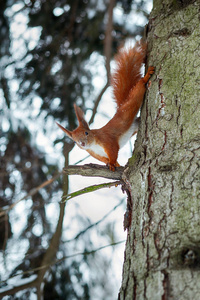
[74,104,90,129]
[56,122,73,138]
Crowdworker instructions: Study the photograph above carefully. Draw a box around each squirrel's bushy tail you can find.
[111,40,147,107]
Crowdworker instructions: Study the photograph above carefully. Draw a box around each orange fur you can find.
[112,40,147,107]
[57,40,154,171]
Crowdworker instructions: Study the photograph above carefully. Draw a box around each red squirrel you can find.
[57,40,154,171]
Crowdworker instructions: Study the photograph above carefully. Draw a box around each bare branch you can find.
[58,239,125,261]
[63,163,124,180]
[89,0,116,125]
[104,0,116,80]
[0,240,125,297]
[0,278,38,298]
[2,214,9,250]
[0,172,63,217]
[64,199,124,243]
[89,81,109,125]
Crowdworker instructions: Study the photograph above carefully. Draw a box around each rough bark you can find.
[118,1,200,299]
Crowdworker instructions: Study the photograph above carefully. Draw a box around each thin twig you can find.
[0,172,63,217]
[89,0,115,125]
[89,81,109,125]
[0,239,125,297]
[64,199,124,243]
[62,180,122,202]
[104,0,116,81]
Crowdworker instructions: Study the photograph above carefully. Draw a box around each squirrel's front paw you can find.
[148,66,155,74]
[107,162,120,172]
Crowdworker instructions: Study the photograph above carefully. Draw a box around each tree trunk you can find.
[118,1,200,299]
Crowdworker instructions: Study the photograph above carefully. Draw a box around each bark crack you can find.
[161,270,170,300]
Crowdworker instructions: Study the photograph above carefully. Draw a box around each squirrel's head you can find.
[56,104,93,149]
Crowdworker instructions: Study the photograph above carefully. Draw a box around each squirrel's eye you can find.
[85,131,88,136]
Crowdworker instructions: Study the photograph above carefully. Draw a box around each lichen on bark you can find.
[118,1,200,299]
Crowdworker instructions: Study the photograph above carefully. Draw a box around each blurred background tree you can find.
[0,0,152,298]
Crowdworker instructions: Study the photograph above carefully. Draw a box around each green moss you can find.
[128,151,140,168]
